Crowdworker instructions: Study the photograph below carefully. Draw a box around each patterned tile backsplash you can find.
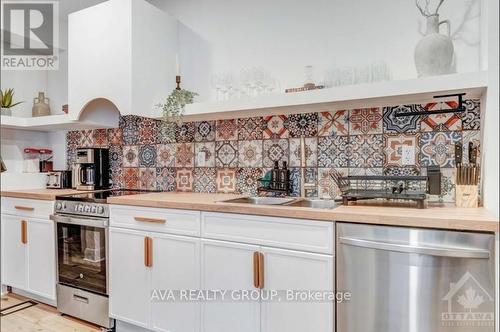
[66,99,482,202]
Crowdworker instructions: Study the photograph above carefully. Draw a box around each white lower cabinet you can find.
[260,247,334,332]
[201,239,261,332]
[1,214,28,290]
[110,210,334,332]
[109,227,151,328]
[109,227,201,332]
[1,214,56,301]
[200,239,334,332]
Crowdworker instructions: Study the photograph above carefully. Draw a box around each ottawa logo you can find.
[441,271,494,328]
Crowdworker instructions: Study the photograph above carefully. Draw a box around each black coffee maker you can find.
[73,148,109,190]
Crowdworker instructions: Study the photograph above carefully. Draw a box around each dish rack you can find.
[337,175,429,209]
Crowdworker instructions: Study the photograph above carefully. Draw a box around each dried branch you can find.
[434,0,445,14]
[416,0,431,17]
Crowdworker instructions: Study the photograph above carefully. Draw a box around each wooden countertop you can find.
[1,189,88,201]
[107,192,499,232]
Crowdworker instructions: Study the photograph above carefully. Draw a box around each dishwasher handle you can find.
[338,236,490,259]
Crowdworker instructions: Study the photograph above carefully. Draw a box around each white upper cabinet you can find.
[68,0,177,119]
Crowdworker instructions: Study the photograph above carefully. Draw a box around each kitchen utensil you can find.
[455,164,479,208]
[46,170,72,189]
[454,143,463,166]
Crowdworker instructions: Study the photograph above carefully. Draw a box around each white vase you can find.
[414,15,455,77]
[1,107,12,116]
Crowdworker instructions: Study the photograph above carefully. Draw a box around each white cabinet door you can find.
[27,218,56,300]
[151,233,201,332]
[109,227,151,329]
[201,239,260,332]
[260,247,334,332]
[1,214,27,289]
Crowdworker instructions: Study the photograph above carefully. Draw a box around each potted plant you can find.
[1,88,23,116]
[156,79,197,142]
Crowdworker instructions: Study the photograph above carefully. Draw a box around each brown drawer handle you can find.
[253,251,265,289]
[21,220,27,244]
[144,237,153,267]
[14,205,34,211]
[134,217,166,224]
[258,252,264,289]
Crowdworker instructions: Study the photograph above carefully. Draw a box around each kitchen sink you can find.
[285,199,339,209]
[219,197,339,209]
[220,197,297,205]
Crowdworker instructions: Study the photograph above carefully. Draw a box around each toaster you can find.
[46,170,72,189]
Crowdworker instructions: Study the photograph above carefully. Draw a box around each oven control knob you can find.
[91,206,96,213]
[55,202,62,210]
[77,204,84,212]
[84,205,91,213]
[97,206,104,214]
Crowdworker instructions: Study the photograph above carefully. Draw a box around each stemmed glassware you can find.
[211,67,279,101]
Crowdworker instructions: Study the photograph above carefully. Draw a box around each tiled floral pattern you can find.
[138,118,158,145]
[349,108,383,135]
[216,141,238,167]
[349,134,384,168]
[66,99,480,201]
[138,145,156,168]
[236,168,262,196]
[139,168,156,190]
[383,105,422,133]
[263,115,289,139]
[175,143,194,167]
[238,117,263,140]
[195,121,216,142]
[421,102,461,132]
[317,136,349,168]
[461,100,480,130]
[123,146,139,167]
[176,168,194,192]
[156,167,176,191]
[193,168,217,193]
[289,138,317,167]
[384,134,420,167]
[194,142,216,167]
[156,144,176,167]
[420,131,461,167]
[318,110,349,136]
[216,168,237,193]
[288,113,318,137]
[238,140,263,167]
[176,122,195,143]
[263,139,289,168]
[216,119,238,141]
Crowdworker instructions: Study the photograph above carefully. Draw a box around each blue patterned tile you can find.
[420,131,461,167]
[138,144,157,168]
[383,105,422,133]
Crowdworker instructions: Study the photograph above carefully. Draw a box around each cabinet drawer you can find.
[1,197,54,219]
[201,212,334,254]
[109,205,201,236]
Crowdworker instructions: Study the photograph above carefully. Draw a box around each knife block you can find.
[455,185,478,208]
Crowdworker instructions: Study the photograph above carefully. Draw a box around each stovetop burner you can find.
[56,189,155,203]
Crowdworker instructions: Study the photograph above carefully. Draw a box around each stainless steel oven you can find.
[55,214,108,295]
[52,198,113,329]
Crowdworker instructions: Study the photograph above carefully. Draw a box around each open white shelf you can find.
[0,114,116,132]
[172,71,488,121]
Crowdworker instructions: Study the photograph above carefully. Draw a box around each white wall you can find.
[0,19,68,117]
[482,0,499,218]
[149,0,483,101]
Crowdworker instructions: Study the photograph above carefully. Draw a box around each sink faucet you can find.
[299,137,317,197]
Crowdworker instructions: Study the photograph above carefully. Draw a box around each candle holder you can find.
[176,75,181,90]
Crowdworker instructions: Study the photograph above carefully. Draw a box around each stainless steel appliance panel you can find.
[336,222,495,332]
[57,284,113,329]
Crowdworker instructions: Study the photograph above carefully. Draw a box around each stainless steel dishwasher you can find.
[336,222,495,332]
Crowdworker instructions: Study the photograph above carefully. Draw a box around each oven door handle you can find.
[50,214,108,228]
